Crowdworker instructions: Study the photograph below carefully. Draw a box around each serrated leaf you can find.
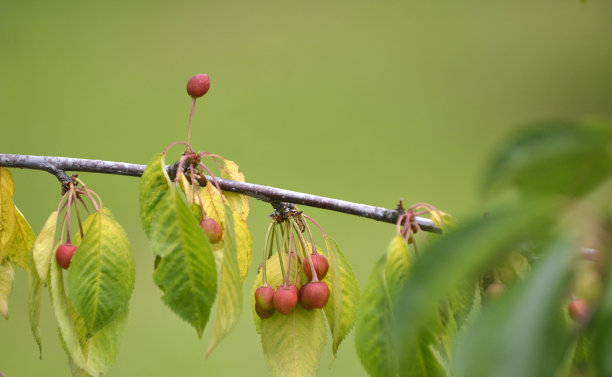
[454,239,576,377]
[323,236,359,357]
[49,258,97,376]
[355,256,398,376]
[151,187,218,337]
[139,153,170,237]
[68,208,135,336]
[5,206,35,271]
[32,210,58,283]
[220,159,249,221]
[199,183,226,228]
[261,306,327,377]
[484,121,612,197]
[0,261,15,319]
[234,211,252,281]
[28,265,43,358]
[0,167,16,258]
[207,206,242,357]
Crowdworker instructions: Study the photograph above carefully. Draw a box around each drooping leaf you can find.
[28,265,43,358]
[454,239,576,377]
[234,211,252,281]
[261,306,327,377]
[151,187,217,337]
[198,183,226,228]
[393,202,556,363]
[5,206,35,271]
[323,236,359,357]
[32,210,58,283]
[0,261,15,319]
[68,208,135,336]
[139,153,170,237]
[220,159,250,221]
[0,167,16,258]
[484,121,612,197]
[207,205,243,357]
[178,170,195,206]
[49,258,97,376]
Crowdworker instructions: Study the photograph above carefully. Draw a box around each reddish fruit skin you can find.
[299,284,313,311]
[303,254,329,280]
[255,285,276,311]
[56,242,77,269]
[273,285,299,315]
[255,303,275,319]
[200,218,222,244]
[486,282,507,299]
[187,74,210,98]
[569,298,589,322]
[300,281,330,309]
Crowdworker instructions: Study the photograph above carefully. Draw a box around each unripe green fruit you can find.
[200,218,222,244]
[255,303,275,319]
[273,285,299,315]
[255,285,276,311]
[187,74,211,98]
[303,253,329,280]
[56,242,77,269]
[486,282,507,299]
[300,281,329,309]
[569,298,589,322]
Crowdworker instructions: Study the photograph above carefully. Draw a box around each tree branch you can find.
[0,154,441,233]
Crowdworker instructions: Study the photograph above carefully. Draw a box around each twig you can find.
[0,154,440,233]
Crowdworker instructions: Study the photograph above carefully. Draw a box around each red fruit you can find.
[303,253,329,280]
[273,285,299,315]
[255,285,276,311]
[486,282,507,299]
[187,74,211,98]
[56,242,77,269]
[299,284,313,311]
[255,303,275,319]
[300,281,330,309]
[569,298,589,322]
[200,218,222,244]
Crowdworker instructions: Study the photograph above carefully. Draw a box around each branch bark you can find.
[0,154,440,233]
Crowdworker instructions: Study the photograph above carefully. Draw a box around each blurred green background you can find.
[1,0,611,376]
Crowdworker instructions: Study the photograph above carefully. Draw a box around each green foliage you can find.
[139,153,169,237]
[32,211,58,283]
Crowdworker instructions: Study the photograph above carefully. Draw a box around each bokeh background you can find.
[1,0,612,376]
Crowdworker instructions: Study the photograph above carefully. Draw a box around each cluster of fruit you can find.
[255,252,330,319]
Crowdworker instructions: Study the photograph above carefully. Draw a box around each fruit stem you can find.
[198,162,226,203]
[189,163,199,205]
[291,219,319,282]
[276,224,288,286]
[302,214,327,238]
[187,97,196,148]
[302,215,319,255]
[284,250,294,287]
[71,190,84,239]
[261,222,275,285]
[163,141,194,157]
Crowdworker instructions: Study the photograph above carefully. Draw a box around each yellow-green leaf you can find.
[0,167,16,259]
[139,153,170,237]
[220,159,250,221]
[199,183,226,228]
[0,261,15,319]
[207,206,242,357]
[28,264,43,358]
[68,208,135,336]
[5,206,35,271]
[234,211,252,281]
[323,236,359,357]
[261,306,327,377]
[32,210,58,283]
[385,235,412,300]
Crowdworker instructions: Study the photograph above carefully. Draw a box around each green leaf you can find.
[68,209,134,336]
[207,205,243,357]
[0,167,16,259]
[261,306,327,377]
[28,265,43,358]
[5,206,35,271]
[32,210,58,283]
[234,211,252,281]
[393,202,556,363]
[49,258,97,376]
[593,255,612,376]
[484,121,612,197]
[355,256,398,376]
[454,239,576,377]
[322,236,359,357]
[151,187,218,337]
[220,159,250,221]
[139,153,170,237]
[0,261,15,319]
